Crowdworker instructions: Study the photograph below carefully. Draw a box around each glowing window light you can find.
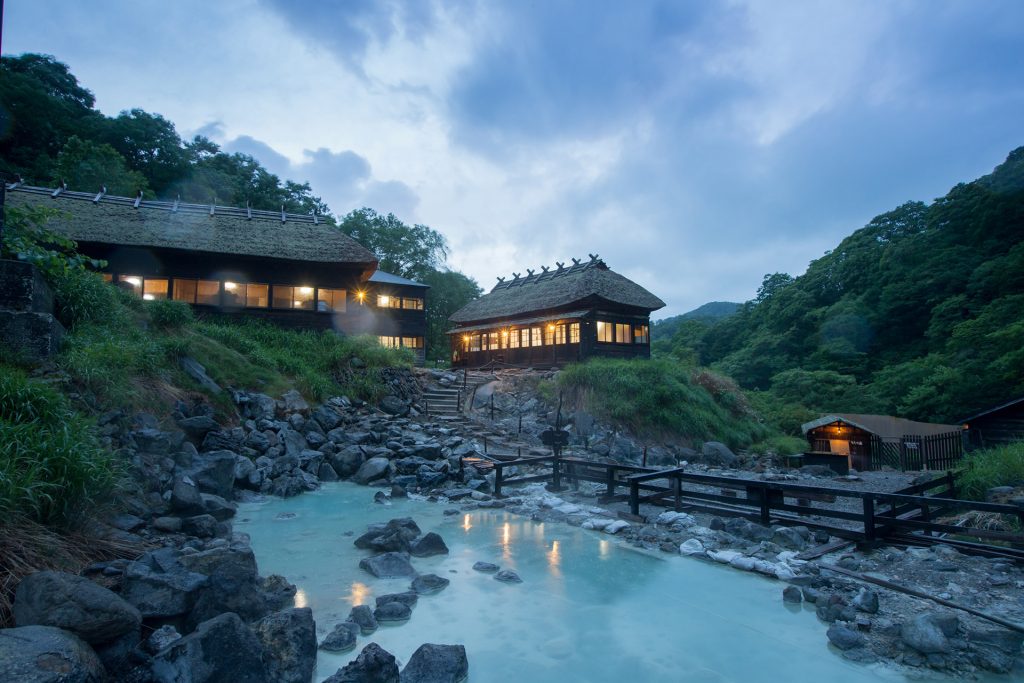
[299,286,313,294]
[123,276,142,287]
[224,281,238,291]
[142,294,154,300]
[379,295,390,306]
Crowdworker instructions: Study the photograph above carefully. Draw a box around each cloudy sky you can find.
[5,1,1024,317]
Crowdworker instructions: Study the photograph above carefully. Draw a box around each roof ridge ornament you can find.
[134,190,143,209]
[571,257,581,266]
[312,210,319,225]
[281,205,286,223]
[210,198,216,216]
[172,195,180,213]
[93,186,107,204]
[51,180,66,198]
[246,201,252,220]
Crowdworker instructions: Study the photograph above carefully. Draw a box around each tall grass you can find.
[958,442,1024,501]
[554,358,769,448]
[0,368,119,526]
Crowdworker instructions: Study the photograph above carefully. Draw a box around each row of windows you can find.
[108,274,348,312]
[378,336,424,349]
[376,295,424,310]
[460,320,650,352]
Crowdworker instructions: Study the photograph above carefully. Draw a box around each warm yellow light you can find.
[599,539,610,558]
[501,329,509,337]
[349,581,369,606]
[224,281,238,291]
[123,277,141,287]
[462,514,472,532]
[548,324,555,331]
[299,286,313,295]
[294,588,308,609]
[142,294,154,300]
[462,335,469,342]
[294,301,303,307]
[356,290,365,301]
[502,522,511,546]
[379,295,390,306]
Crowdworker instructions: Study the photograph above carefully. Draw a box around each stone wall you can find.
[0,259,65,361]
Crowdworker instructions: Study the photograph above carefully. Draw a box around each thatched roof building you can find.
[447,255,664,368]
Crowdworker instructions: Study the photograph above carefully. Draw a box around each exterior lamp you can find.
[379,295,390,306]
[224,282,238,291]
[356,290,366,304]
[299,286,313,295]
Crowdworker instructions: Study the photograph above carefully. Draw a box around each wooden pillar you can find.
[672,474,682,512]
[494,465,503,498]
[863,494,877,545]
[551,455,562,491]
[629,479,640,516]
[606,467,616,498]
[759,487,771,526]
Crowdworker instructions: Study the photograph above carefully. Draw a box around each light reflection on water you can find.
[237,482,998,683]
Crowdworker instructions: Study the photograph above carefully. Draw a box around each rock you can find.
[179,546,270,628]
[679,539,705,556]
[782,586,803,604]
[391,484,408,498]
[254,607,317,683]
[281,389,310,415]
[312,405,344,431]
[331,445,366,477]
[374,491,390,505]
[353,457,391,485]
[13,571,141,645]
[901,614,953,654]
[170,477,205,515]
[852,588,879,614]
[146,625,181,654]
[376,592,419,609]
[319,462,340,481]
[493,570,523,584]
[152,516,183,532]
[700,441,738,467]
[411,574,450,595]
[0,625,106,683]
[969,627,1024,673]
[827,624,866,651]
[178,415,219,441]
[374,602,412,623]
[182,514,219,538]
[122,549,208,618]
[200,493,237,521]
[603,520,630,534]
[186,450,237,499]
[180,355,221,394]
[772,527,808,551]
[472,562,499,573]
[323,642,399,683]
[261,574,299,611]
[151,612,270,682]
[410,532,449,558]
[320,621,361,653]
[400,643,469,683]
[348,605,379,635]
[380,396,409,417]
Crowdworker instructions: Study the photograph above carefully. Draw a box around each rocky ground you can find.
[2,366,1021,681]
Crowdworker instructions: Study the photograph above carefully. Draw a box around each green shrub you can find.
[0,367,118,526]
[958,443,1024,501]
[146,299,194,329]
[748,435,808,456]
[48,268,119,329]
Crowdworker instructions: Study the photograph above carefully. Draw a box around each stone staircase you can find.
[421,387,462,418]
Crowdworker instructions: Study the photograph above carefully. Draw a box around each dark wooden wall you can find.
[966,401,1024,448]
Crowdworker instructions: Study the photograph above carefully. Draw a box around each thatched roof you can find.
[5,184,377,267]
[449,257,665,324]
[369,270,429,288]
[801,413,960,439]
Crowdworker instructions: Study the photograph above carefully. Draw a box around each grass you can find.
[552,358,770,449]
[957,442,1024,501]
[0,367,120,527]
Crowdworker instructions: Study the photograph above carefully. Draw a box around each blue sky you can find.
[5,1,1024,317]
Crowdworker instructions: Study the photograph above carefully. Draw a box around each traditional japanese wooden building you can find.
[447,255,665,368]
[5,183,428,362]
[960,397,1024,449]
[801,413,963,473]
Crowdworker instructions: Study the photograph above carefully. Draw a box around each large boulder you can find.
[253,608,317,683]
[411,575,450,595]
[151,612,270,683]
[379,396,409,417]
[348,605,378,635]
[330,446,366,478]
[324,642,400,683]
[700,441,738,467]
[400,643,469,683]
[185,450,237,499]
[374,602,412,623]
[359,552,417,579]
[121,549,209,619]
[901,613,956,654]
[827,624,866,651]
[312,405,343,431]
[281,389,310,415]
[355,518,422,553]
[352,457,391,485]
[409,533,449,558]
[320,621,361,653]
[13,571,141,645]
[170,477,205,516]
[0,625,106,683]
[178,546,270,628]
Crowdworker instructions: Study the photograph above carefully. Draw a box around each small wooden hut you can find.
[960,397,1024,449]
[801,413,963,473]
[447,256,665,368]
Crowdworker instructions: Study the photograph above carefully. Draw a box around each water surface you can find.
[237,482,979,682]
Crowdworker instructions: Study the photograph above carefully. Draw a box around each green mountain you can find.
[664,147,1024,424]
[652,301,740,341]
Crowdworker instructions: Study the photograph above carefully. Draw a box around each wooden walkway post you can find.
[759,485,771,526]
[863,493,876,546]
[672,474,682,512]
[606,467,616,498]
[629,479,640,516]
[494,465,503,498]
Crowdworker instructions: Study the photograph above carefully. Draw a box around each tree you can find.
[53,136,150,197]
[338,208,448,280]
[421,269,482,361]
[102,109,188,195]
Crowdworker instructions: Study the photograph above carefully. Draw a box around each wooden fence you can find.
[868,431,964,472]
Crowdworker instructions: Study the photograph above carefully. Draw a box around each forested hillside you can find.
[661,148,1024,425]
[651,301,739,342]
[0,53,481,359]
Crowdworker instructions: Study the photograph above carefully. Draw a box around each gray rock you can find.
[400,644,468,683]
[279,428,308,458]
[200,493,238,521]
[151,612,270,683]
[410,532,449,558]
[254,607,317,683]
[186,450,237,499]
[494,570,522,584]
[411,574,450,595]
[380,396,409,417]
[782,586,802,604]
[180,355,221,394]
[261,574,298,611]
[391,484,408,498]
[122,549,208,618]
[852,588,879,614]
[234,455,256,485]
[772,526,808,551]
[0,625,106,683]
[179,546,271,628]
[152,516,183,533]
[13,571,141,645]
[312,405,343,431]
[353,457,391,485]
[472,562,499,573]
[376,592,419,610]
[182,514,219,538]
[968,627,1024,673]
[901,614,953,654]
[374,601,412,623]
[331,445,366,477]
[320,621,360,653]
[323,642,399,683]
[827,625,866,651]
[319,462,340,481]
[170,477,205,515]
[700,441,738,467]
[281,389,310,415]
[178,415,219,441]
[146,625,182,654]
[348,605,379,635]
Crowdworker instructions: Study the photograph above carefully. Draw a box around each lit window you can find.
[376,294,401,308]
[273,285,314,310]
[101,273,113,283]
[318,288,347,312]
[509,329,520,349]
[615,323,631,344]
[487,332,499,350]
[402,337,423,349]
[173,279,197,303]
[402,297,424,310]
[196,280,220,306]
[378,336,400,348]
[569,323,580,344]
[223,282,267,308]
[531,327,543,347]
[634,324,650,344]
[120,275,143,294]
[470,335,481,352]
[142,278,168,301]
[552,324,566,345]
[596,321,613,343]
